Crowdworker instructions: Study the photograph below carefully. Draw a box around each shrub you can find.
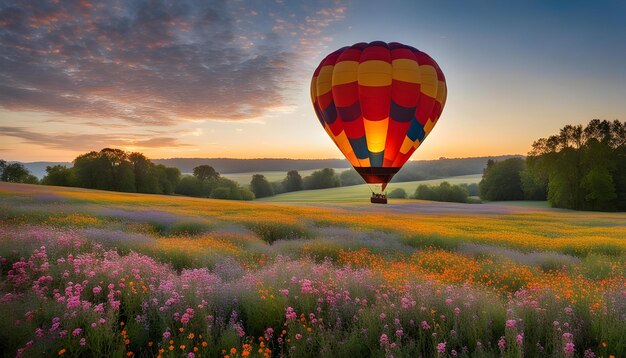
[239,188,255,200]
[175,176,206,197]
[413,182,469,203]
[210,186,233,199]
[387,188,407,199]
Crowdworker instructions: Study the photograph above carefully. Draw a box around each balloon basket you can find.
[370,196,388,204]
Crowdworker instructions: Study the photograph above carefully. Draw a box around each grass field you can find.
[0,182,624,357]
[260,174,483,203]
[215,168,350,186]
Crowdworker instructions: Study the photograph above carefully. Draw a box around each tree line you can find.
[175,165,254,200]
[479,119,626,211]
[376,182,478,203]
[247,168,368,198]
[0,160,39,184]
[0,148,255,201]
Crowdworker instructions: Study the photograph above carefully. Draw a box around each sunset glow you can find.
[1,1,625,161]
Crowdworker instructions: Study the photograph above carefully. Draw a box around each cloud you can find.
[267,3,347,61]
[0,126,190,151]
[0,0,347,126]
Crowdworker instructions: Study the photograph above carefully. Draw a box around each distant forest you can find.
[16,155,519,181]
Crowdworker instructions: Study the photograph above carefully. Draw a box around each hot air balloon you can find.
[310,41,447,203]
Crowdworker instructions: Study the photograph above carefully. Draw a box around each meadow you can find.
[259,174,483,203]
[0,182,624,358]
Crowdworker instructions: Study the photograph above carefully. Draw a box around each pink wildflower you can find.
[498,337,506,351]
[380,334,388,346]
[437,342,446,354]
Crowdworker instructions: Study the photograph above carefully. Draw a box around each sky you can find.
[1,0,625,162]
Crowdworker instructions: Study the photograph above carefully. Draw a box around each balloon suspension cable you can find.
[367,183,386,195]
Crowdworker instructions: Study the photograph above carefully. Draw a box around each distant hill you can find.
[392,155,522,182]
[152,158,351,174]
[15,155,523,180]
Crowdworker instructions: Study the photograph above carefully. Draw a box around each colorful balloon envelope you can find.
[311,41,447,190]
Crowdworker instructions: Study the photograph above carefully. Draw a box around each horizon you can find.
[1,1,625,162]
[10,153,525,164]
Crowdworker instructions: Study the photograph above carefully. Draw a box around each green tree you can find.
[175,176,206,197]
[413,182,468,203]
[100,148,134,192]
[339,169,365,186]
[193,165,219,182]
[414,184,437,200]
[73,151,110,189]
[282,170,303,192]
[250,174,274,198]
[239,188,255,201]
[303,168,340,190]
[525,119,625,211]
[115,161,136,192]
[157,165,181,194]
[210,187,232,199]
[459,183,480,197]
[387,188,407,199]
[479,157,525,201]
[437,181,469,202]
[1,162,37,183]
[215,178,243,200]
[520,167,547,200]
[72,148,134,191]
[42,165,75,186]
[129,152,154,193]
[579,139,617,210]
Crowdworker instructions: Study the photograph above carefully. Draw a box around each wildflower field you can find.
[0,182,624,358]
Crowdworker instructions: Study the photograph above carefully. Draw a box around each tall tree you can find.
[282,170,303,192]
[0,162,37,183]
[250,174,274,198]
[193,165,219,182]
[525,119,625,211]
[42,165,75,186]
[479,157,525,201]
[129,152,153,193]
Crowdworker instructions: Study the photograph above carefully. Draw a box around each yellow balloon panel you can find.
[363,117,389,153]
[391,59,420,84]
[357,60,392,87]
[332,61,359,86]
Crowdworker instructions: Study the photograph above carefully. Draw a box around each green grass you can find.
[258,174,483,202]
